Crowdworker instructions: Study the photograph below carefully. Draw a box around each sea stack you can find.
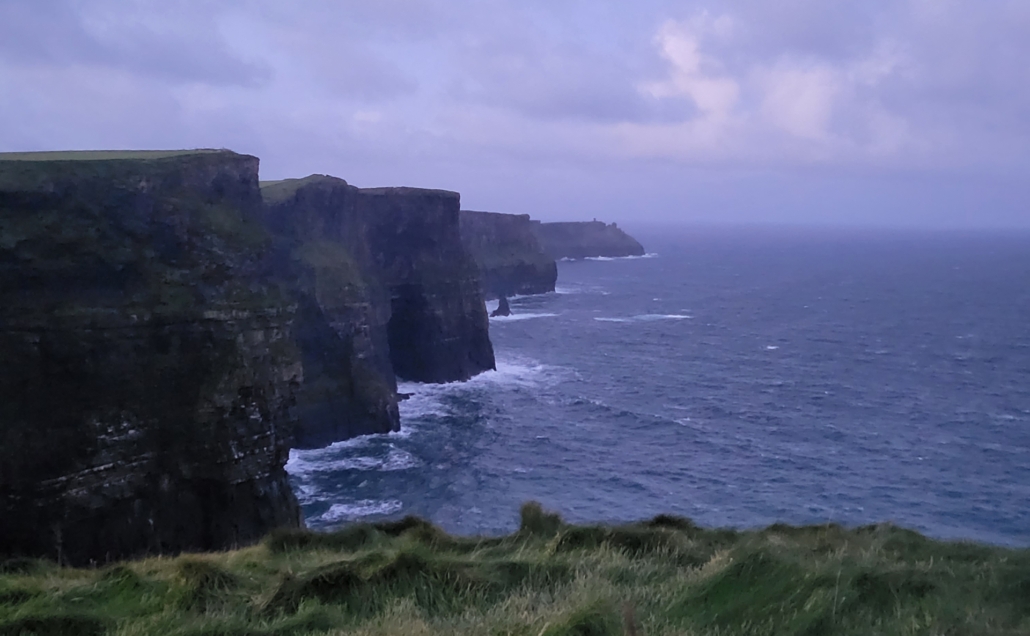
[491,296,512,317]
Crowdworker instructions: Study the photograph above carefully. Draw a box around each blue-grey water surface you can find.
[287,227,1030,546]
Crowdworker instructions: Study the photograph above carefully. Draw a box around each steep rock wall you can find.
[361,188,496,383]
[459,210,557,299]
[0,151,303,565]
[260,176,399,449]
[532,220,645,259]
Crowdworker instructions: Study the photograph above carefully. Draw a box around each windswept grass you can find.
[0,504,1027,635]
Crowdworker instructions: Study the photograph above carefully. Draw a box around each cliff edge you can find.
[362,187,496,383]
[260,176,400,449]
[459,210,557,299]
[0,150,303,565]
[532,220,645,260]
[261,178,496,447]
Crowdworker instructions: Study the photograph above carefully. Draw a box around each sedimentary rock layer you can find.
[260,176,399,448]
[459,210,557,299]
[0,150,303,565]
[361,188,496,383]
[532,220,645,260]
[260,178,496,446]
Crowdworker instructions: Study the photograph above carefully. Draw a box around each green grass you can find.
[0,503,1027,636]
[260,175,344,205]
[0,150,229,162]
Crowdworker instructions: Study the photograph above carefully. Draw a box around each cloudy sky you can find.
[1,0,1028,227]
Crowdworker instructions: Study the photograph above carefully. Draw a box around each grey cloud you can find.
[0,0,1028,227]
[0,0,270,87]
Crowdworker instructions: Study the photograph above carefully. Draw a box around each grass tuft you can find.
[1,505,1027,635]
[540,600,621,636]
[174,558,238,612]
[519,501,563,537]
[0,612,110,636]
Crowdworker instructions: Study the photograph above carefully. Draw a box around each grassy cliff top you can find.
[360,186,459,198]
[1,504,1026,636]
[461,209,533,221]
[260,174,350,205]
[0,149,232,162]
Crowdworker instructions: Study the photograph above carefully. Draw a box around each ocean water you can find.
[287,227,1030,546]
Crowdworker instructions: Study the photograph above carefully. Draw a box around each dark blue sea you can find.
[287,227,1030,546]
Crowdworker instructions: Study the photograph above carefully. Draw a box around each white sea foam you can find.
[554,284,607,295]
[584,253,659,262]
[327,448,420,472]
[396,357,562,422]
[594,314,691,323]
[766,345,780,350]
[635,314,691,321]
[286,430,417,478]
[319,500,403,523]
[294,484,321,505]
[491,312,558,322]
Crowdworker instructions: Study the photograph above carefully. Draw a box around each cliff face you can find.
[0,151,303,565]
[259,179,495,445]
[532,220,645,260]
[459,210,557,299]
[260,176,399,449]
[362,188,496,383]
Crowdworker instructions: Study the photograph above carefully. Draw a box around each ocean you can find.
[287,226,1030,546]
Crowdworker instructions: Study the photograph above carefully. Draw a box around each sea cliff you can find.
[0,150,303,565]
[532,220,645,259]
[362,188,495,383]
[260,176,399,449]
[0,154,497,563]
[260,178,495,447]
[460,210,557,299]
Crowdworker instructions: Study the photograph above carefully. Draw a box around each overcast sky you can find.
[1,0,1028,227]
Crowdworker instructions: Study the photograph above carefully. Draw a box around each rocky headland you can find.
[532,220,645,260]
[0,152,495,564]
[459,210,557,299]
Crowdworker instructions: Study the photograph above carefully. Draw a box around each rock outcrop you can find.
[362,188,496,383]
[0,150,303,565]
[532,220,645,260]
[459,210,557,299]
[491,296,512,317]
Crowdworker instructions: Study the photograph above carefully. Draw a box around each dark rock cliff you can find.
[532,220,645,260]
[260,176,399,449]
[361,188,496,383]
[459,210,557,299]
[259,178,495,446]
[0,150,303,565]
